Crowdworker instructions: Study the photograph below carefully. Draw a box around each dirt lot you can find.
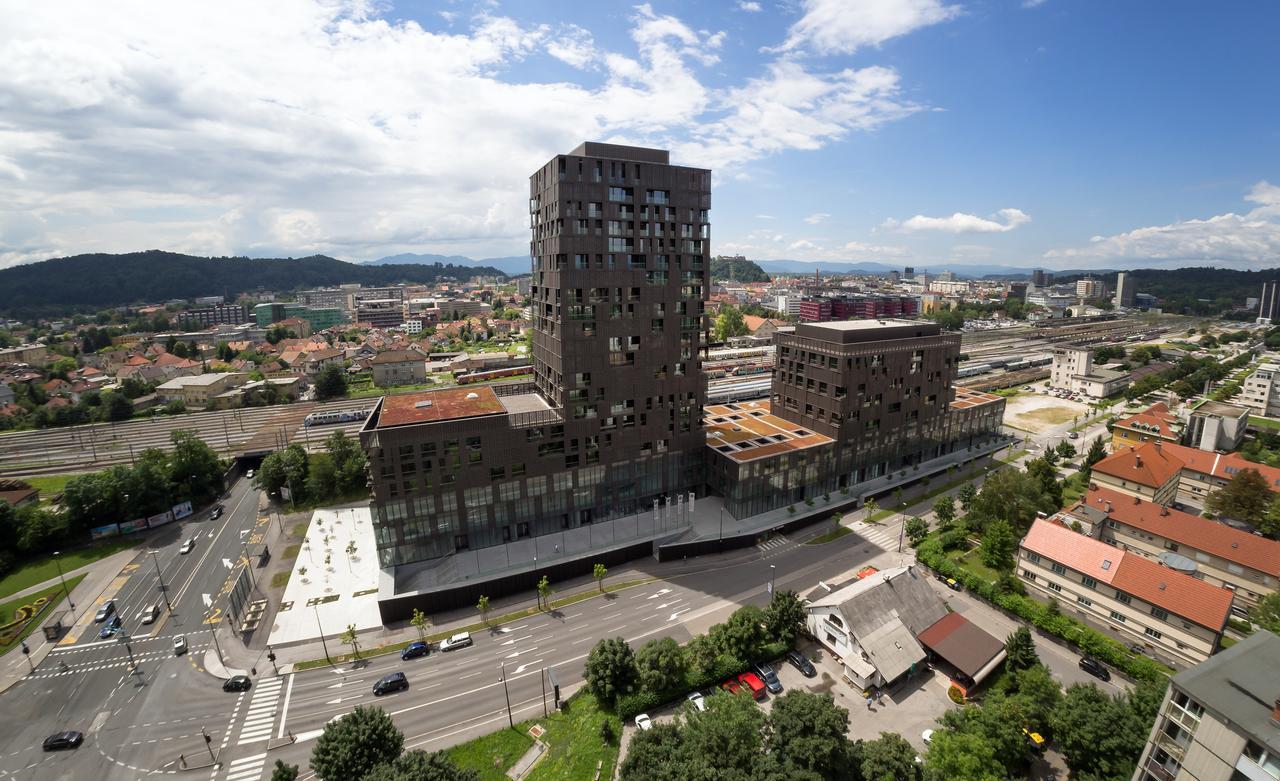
[1002,392,1091,434]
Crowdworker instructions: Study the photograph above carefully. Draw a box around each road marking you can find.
[459,671,483,680]
[498,635,532,646]
[504,647,538,659]
[512,659,543,675]
[668,608,691,622]
[607,625,626,633]
[572,637,594,645]
[601,612,622,621]
[646,589,671,600]
[277,674,295,739]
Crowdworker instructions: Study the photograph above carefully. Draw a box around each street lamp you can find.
[52,551,75,616]
[896,502,908,552]
[499,662,514,728]
[769,565,776,595]
[315,606,332,665]
[149,550,172,611]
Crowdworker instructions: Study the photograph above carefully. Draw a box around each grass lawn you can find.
[271,571,291,589]
[0,540,136,602]
[21,474,78,499]
[290,521,310,539]
[0,574,86,655]
[1251,416,1280,431]
[1061,472,1089,506]
[806,526,853,545]
[945,546,1003,584]
[282,544,301,560]
[446,726,534,781]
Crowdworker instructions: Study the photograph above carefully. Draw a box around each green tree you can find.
[101,391,134,422]
[635,637,687,693]
[683,688,768,776]
[584,637,637,701]
[939,696,1031,775]
[1051,681,1159,781]
[340,623,361,659]
[1007,664,1062,734]
[476,595,490,624]
[410,608,429,640]
[270,760,299,781]
[1004,626,1039,673]
[957,482,977,512]
[310,705,404,781]
[713,305,749,342]
[969,468,1056,531]
[684,635,718,674]
[306,452,338,502]
[905,517,930,546]
[360,750,479,781]
[768,691,855,781]
[1251,592,1280,634]
[167,429,224,502]
[257,450,290,497]
[1025,457,1064,510]
[861,732,920,781]
[980,519,1017,571]
[315,363,348,400]
[1056,440,1077,459]
[1206,468,1272,525]
[619,723,691,780]
[764,589,806,644]
[593,562,608,592]
[326,430,369,494]
[932,496,956,527]
[924,730,1001,781]
[713,604,767,661]
[536,575,551,609]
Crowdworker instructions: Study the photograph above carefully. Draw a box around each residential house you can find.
[0,480,39,507]
[155,373,249,408]
[371,350,428,387]
[300,347,344,378]
[1112,402,1183,450]
[1091,442,1183,506]
[742,315,787,340]
[1017,519,1233,665]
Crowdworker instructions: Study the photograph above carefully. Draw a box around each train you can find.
[957,364,993,378]
[304,408,372,427]
[455,365,533,384]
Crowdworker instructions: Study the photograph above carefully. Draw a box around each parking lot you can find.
[1002,389,1092,435]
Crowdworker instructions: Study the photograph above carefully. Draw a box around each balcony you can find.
[1153,732,1188,764]
[1142,758,1178,781]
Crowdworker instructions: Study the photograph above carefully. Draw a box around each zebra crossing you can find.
[236,677,284,746]
[29,647,190,679]
[852,521,897,551]
[756,534,789,552]
[222,751,268,781]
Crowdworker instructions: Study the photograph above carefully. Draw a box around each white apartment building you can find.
[1241,363,1280,418]
[1051,345,1131,398]
[1076,278,1105,298]
[774,295,801,316]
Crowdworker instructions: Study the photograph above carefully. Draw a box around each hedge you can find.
[916,538,1168,683]
[615,640,791,721]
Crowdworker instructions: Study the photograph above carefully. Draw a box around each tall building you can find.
[177,304,251,328]
[1114,271,1136,308]
[904,266,915,278]
[1132,630,1280,781]
[1241,363,1280,418]
[1258,280,1280,324]
[1031,268,1047,287]
[1076,277,1104,299]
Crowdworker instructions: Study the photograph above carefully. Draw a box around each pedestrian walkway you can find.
[756,534,788,553]
[237,676,285,746]
[222,750,268,781]
[850,521,898,552]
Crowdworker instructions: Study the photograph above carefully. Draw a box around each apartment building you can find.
[1115,271,1136,308]
[1113,402,1183,449]
[370,350,427,387]
[1076,278,1105,299]
[1094,440,1280,509]
[796,295,919,322]
[355,298,405,328]
[1072,485,1280,615]
[1051,345,1131,398]
[177,304,251,328]
[1183,401,1250,452]
[1241,363,1280,418]
[1018,519,1233,665]
[1132,631,1280,781]
[155,372,249,408]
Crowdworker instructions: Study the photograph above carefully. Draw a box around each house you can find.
[1091,442,1183,505]
[155,372,249,408]
[0,382,13,406]
[117,362,168,384]
[1112,402,1183,449]
[371,349,428,387]
[1076,485,1280,615]
[804,565,1006,691]
[742,315,787,340]
[1050,345,1131,398]
[1017,518,1233,665]
[0,480,39,507]
[300,347,344,377]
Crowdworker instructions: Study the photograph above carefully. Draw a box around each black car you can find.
[752,662,784,694]
[785,650,817,678]
[373,672,408,696]
[93,600,116,623]
[210,505,224,520]
[98,615,123,639]
[1079,656,1111,682]
[401,641,430,660]
[223,675,252,692]
[42,731,83,751]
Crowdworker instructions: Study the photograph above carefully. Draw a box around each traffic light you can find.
[20,641,29,655]
[267,650,276,663]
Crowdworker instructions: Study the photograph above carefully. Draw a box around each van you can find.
[373,672,408,696]
[736,672,767,701]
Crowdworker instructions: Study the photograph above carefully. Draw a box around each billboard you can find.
[119,519,149,535]
[147,510,175,528]
[171,501,194,520]
[90,523,120,540]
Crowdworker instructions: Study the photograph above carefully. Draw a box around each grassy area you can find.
[293,579,654,671]
[290,521,310,538]
[1219,636,1237,650]
[0,574,86,655]
[274,487,371,515]
[945,546,1003,585]
[21,474,77,499]
[445,691,620,781]
[996,449,1030,465]
[0,539,136,602]
[1250,416,1280,431]
[282,544,301,560]
[271,571,291,589]
[1061,472,1089,506]
[806,526,853,545]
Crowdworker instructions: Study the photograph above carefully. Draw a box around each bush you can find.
[615,641,791,720]
[947,685,965,704]
[1229,617,1255,635]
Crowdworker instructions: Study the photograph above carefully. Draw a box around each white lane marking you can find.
[277,674,295,739]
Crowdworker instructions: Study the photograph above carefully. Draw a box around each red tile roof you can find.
[1114,402,1180,439]
[1080,486,1280,577]
[916,612,1006,679]
[1091,443,1183,488]
[377,386,506,428]
[1021,519,1233,630]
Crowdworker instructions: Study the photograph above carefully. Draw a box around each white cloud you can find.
[737,1,763,11]
[0,2,931,268]
[1045,181,1280,269]
[775,0,962,56]
[1022,0,1048,7]
[804,212,831,224]
[755,214,776,220]
[882,208,1031,233]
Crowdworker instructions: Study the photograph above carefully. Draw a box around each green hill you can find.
[711,256,770,283]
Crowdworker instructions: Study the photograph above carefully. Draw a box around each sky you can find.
[0,0,1278,272]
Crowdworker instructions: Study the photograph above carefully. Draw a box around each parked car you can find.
[210,505,224,520]
[1023,728,1046,752]
[440,632,473,652]
[921,729,935,746]
[401,641,430,660]
[736,672,767,701]
[42,731,83,751]
[223,675,252,692]
[944,577,962,591]
[752,662,783,694]
[1068,431,1079,439]
[373,672,408,696]
[173,635,188,656]
[635,714,653,731]
[179,538,196,555]
[785,650,816,678]
[1078,656,1111,682]
[98,615,123,639]
[139,603,160,625]
[94,600,116,623]
[720,679,741,696]
[686,691,706,712]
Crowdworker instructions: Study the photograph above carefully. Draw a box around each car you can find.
[439,632,473,652]
[1126,642,1147,656]
[42,731,83,751]
[173,635,188,656]
[179,538,196,555]
[94,600,116,623]
[635,714,653,731]
[1079,656,1111,682]
[401,641,430,660]
[1068,431,1079,439]
[1023,728,1046,752]
[98,615,123,639]
[785,649,817,678]
[686,691,706,712]
[921,729,935,746]
[720,679,741,696]
[944,577,962,591]
[373,672,408,696]
[737,672,767,701]
[210,505,224,520]
[752,662,783,694]
[223,675,252,692]
[139,603,160,625]
[246,469,255,479]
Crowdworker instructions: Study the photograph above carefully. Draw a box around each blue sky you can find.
[0,0,1277,271]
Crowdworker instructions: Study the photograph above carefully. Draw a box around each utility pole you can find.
[52,551,76,617]
[315,606,331,665]
[541,667,548,717]
[149,550,172,610]
[500,662,514,727]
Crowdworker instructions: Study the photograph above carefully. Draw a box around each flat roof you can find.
[950,387,1004,409]
[703,400,833,463]
[1174,631,1280,756]
[377,386,507,428]
[793,319,942,344]
[499,392,551,415]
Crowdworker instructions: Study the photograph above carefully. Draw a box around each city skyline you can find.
[1,1,1277,272]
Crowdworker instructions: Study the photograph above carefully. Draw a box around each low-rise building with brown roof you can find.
[1091,442,1184,505]
[371,349,428,387]
[1112,402,1182,450]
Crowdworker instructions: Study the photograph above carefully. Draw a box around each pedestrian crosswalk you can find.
[222,751,267,781]
[236,677,284,746]
[852,521,897,551]
[757,534,788,552]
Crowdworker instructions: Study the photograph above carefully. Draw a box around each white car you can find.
[173,635,188,655]
[179,539,195,555]
[922,729,934,745]
[246,469,255,479]
[635,714,653,731]
[139,603,160,625]
[686,692,706,712]
[439,632,473,652]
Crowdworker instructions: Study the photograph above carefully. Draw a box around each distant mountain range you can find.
[366,252,530,276]
[752,259,1118,280]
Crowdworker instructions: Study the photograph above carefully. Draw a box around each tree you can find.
[1007,664,1062,733]
[360,750,479,781]
[315,363,348,400]
[968,468,1056,531]
[101,391,134,422]
[326,431,369,494]
[619,723,691,780]
[768,691,855,781]
[476,595,490,625]
[924,730,1001,781]
[932,496,956,527]
[1025,457,1064,510]
[270,760,299,781]
[957,482,977,512]
[905,517,929,546]
[714,604,767,661]
[635,637,687,693]
[1041,446,1059,467]
[307,452,338,503]
[536,575,551,610]
[684,635,718,674]
[410,608,429,640]
[713,305,749,342]
[310,705,404,781]
[593,563,608,592]
[1251,592,1280,634]
[682,688,768,776]
[1206,468,1272,525]
[340,624,361,659]
[1004,626,1039,673]
[980,519,1016,571]
[584,637,637,701]
[938,696,1030,775]
[861,732,920,781]
[1056,440,1077,459]
[167,429,224,502]
[764,589,806,644]
[1051,682,1157,781]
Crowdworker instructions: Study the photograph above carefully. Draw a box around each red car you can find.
[720,679,741,696]
[737,672,767,701]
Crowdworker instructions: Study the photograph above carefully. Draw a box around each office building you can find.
[1115,271,1136,308]
[1183,400,1250,452]
[1243,364,1280,418]
[177,304,251,328]
[796,295,919,323]
[1051,345,1131,398]
[774,295,802,317]
[1006,282,1028,300]
[1258,281,1280,324]
[1031,268,1049,287]
[355,299,405,328]
[903,266,915,278]
[1132,631,1280,781]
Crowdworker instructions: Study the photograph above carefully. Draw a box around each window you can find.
[1047,581,1062,593]
[1027,552,1041,564]
[1051,562,1066,575]
[1021,570,1037,582]
[1150,607,1169,620]
[1116,593,1132,605]
[1144,627,1163,640]
[1077,596,1093,607]
[1109,611,1127,623]
[1082,576,1097,589]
